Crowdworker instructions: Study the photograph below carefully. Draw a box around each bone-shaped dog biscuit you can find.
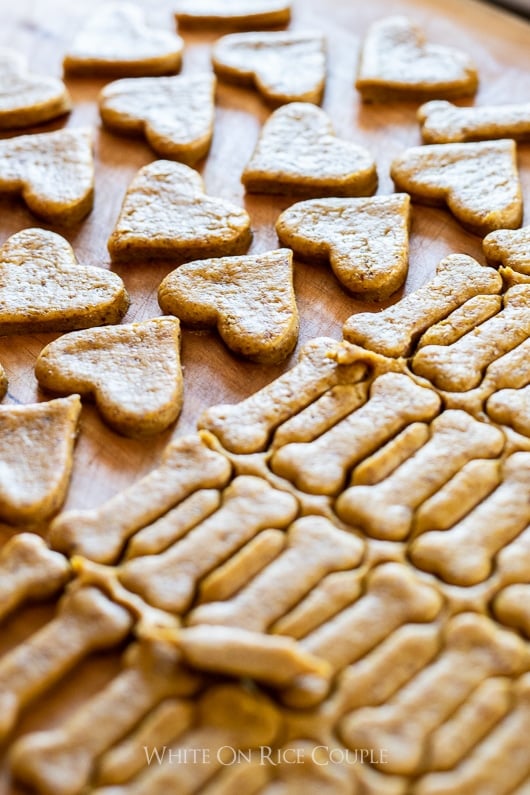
[410,452,530,586]
[337,411,505,540]
[188,516,364,631]
[483,225,530,279]
[419,100,530,144]
[340,613,527,776]
[352,423,430,486]
[271,372,441,495]
[49,435,232,564]
[0,534,70,622]
[412,285,530,392]
[343,254,502,357]
[119,476,298,613]
[417,294,502,348]
[10,638,199,795]
[487,384,530,437]
[494,584,530,638]
[0,587,132,741]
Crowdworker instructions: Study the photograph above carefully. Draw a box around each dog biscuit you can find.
[419,99,530,143]
[99,74,215,165]
[0,128,94,223]
[343,254,502,357]
[391,139,522,235]
[64,3,183,77]
[356,16,478,102]
[0,395,80,525]
[158,249,298,364]
[243,103,377,197]
[276,193,410,299]
[212,31,326,105]
[108,160,252,264]
[0,48,71,128]
[49,435,232,564]
[483,224,530,286]
[35,317,183,438]
[175,0,291,30]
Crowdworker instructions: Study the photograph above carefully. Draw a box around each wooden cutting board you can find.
[0,0,528,790]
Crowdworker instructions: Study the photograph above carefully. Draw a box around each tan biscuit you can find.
[0,48,71,128]
[276,193,410,299]
[10,639,199,795]
[352,423,430,486]
[99,74,215,165]
[242,103,377,197]
[483,224,530,285]
[199,337,367,454]
[340,613,527,776]
[414,674,530,794]
[0,229,128,335]
[390,139,522,235]
[63,3,183,78]
[493,585,530,638]
[412,285,530,391]
[487,385,530,436]
[175,0,291,30]
[212,31,325,105]
[108,160,252,264]
[0,534,70,623]
[158,249,298,364]
[271,372,441,496]
[410,452,530,586]
[49,434,232,564]
[419,100,530,144]
[0,127,94,223]
[0,362,6,401]
[0,587,132,741]
[166,625,330,687]
[282,563,442,707]
[188,516,364,631]
[35,317,183,438]
[0,395,80,525]
[343,254,502,357]
[356,16,478,103]
[336,411,505,540]
[118,475,298,613]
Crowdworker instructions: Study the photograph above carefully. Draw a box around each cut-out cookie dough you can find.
[0,229,128,335]
[158,249,298,364]
[35,317,183,438]
[0,127,94,223]
[0,534,70,623]
[99,74,215,165]
[390,139,522,235]
[356,16,478,102]
[63,3,184,78]
[0,48,71,129]
[343,254,502,357]
[419,100,530,144]
[49,434,232,564]
[276,193,410,299]
[242,102,377,197]
[0,396,81,525]
[212,31,326,105]
[483,225,530,285]
[175,0,291,30]
[108,161,252,264]
[0,586,132,742]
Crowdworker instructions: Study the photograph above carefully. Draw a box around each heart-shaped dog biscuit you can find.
[175,0,291,30]
[0,395,81,525]
[158,249,298,364]
[242,103,377,197]
[0,127,94,223]
[0,49,71,129]
[212,31,326,105]
[276,194,410,300]
[356,16,478,102]
[35,317,183,438]
[63,3,184,78]
[108,161,252,264]
[0,229,129,335]
[99,74,216,165]
[391,139,522,236]
[418,100,530,144]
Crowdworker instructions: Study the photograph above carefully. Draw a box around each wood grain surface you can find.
[0,0,528,790]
